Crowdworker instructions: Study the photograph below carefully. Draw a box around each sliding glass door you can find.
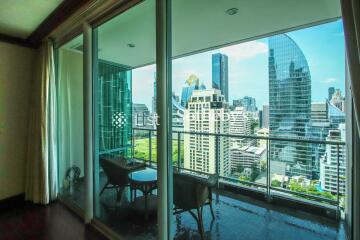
[170,1,346,239]
[54,1,347,239]
[57,34,85,211]
[93,0,158,238]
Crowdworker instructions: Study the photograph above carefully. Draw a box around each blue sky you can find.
[132,20,345,111]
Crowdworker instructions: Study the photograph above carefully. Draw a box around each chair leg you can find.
[197,207,205,240]
[100,181,109,196]
[130,186,133,202]
[209,189,215,219]
[116,187,125,202]
[209,198,215,220]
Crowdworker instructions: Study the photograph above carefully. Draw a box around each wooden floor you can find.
[0,201,107,240]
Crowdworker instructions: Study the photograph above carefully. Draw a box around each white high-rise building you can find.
[320,124,346,194]
[262,105,269,129]
[230,145,266,173]
[184,89,230,176]
[330,89,345,112]
[256,127,269,147]
[229,107,252,147]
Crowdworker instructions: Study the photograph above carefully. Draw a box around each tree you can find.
[288,179,337,201]
[236,165,244,174]
[239,175,250,182]
[250,120,259,134]
[250,162,260,181]
[271,179,282,187]
[260,160,267,171]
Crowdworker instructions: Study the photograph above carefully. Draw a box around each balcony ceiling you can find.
[93,0,341,69]
[0,0,63,39]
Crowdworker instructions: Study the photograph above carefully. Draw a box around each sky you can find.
[132,20,345,112]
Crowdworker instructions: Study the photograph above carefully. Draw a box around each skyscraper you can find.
[262,105,269,129]
[330,89,345,112]
[309,102,331,177]
[152,73,156,114]
[268,34,312,177]
[320,124,346,194]
[230,145,266,174]
[328,101,346,128]
[98,61,132,155]
[308,100,346,178]
[180,74,206,107]
[233,96,257,112]
[184,89,230,176]
[328,87,335,101]
[212,53,229,102]
[172,94,185,132]
[259,110,263,128]
[229,107,252,147]
[132,103,150,127]
[153,72,186,131]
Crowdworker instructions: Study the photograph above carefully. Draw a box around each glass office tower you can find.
[212,53,229,102]
[328,87,335,101]
[268,34,312,178]
[180,74,205,107]
[97,60,132,157]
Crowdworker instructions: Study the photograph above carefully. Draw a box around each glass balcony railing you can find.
[132,127,346,212]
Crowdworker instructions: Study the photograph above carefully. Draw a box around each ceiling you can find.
[88,0,342,68]
[0,0,63,39]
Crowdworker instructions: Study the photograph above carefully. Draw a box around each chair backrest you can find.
[173,172,209,211]
[100,157,130,186]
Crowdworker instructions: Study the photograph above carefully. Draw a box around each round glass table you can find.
[129,167,157,220]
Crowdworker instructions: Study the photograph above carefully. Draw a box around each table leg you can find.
[145,193,148,221]
[130,186,133,202]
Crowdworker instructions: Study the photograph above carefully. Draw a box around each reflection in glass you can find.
[93,0,157,238]
[57,34,85,210]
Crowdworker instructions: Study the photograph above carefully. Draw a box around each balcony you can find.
[133,127,345,209]
[60,126,345,239]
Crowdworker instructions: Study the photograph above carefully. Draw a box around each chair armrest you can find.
[195,183,210,205]
[206,174,218,187]
[103,158,145,172]
[126,162,146,172]
[177,172,218,188]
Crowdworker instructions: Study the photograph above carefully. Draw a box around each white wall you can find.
[0,42,35,200]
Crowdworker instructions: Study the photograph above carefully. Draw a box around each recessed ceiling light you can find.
[226,8,238,15]
[127,43,136,48]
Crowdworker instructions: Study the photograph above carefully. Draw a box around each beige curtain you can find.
[25,40,55,204]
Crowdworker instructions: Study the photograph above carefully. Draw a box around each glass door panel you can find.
[57,34,85,211]
[93,0,157,238]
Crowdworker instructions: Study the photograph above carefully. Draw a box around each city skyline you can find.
[130,20,347,196]
[268,33,313,178]
[132,20,345,111]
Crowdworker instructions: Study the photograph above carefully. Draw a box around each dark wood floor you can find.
[0,201,107,240]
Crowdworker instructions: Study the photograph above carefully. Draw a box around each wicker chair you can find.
[99,156,145,200]
[173,172,218,239]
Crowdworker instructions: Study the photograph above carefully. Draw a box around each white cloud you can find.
[172,68,209,84]
[219,41,267,60]
[176,69,198,78]
[323,77,337,83]
[228,72,242,84]
[132,66,157,108]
